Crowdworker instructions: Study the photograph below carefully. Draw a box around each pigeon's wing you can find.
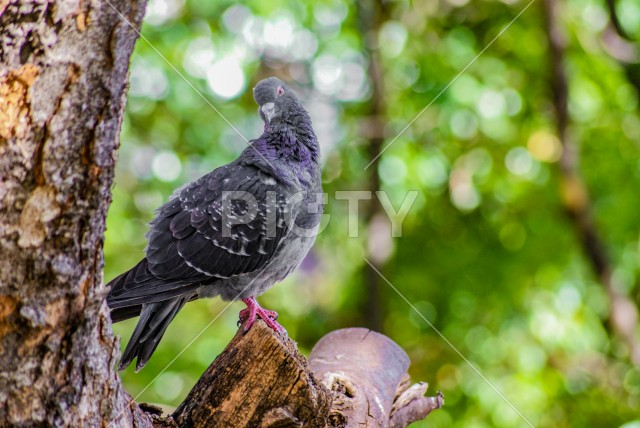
[107,163,292,308]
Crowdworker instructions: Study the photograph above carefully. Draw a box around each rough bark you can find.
[171,324,441,427]
[173,320,332,427]
[0,0,150,426]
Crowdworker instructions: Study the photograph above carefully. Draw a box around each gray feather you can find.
[106,77,323,370]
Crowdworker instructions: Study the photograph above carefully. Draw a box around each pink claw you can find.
[239,297,286,333]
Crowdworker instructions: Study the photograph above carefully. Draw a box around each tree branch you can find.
[601,0,640,104]
[389,383,444,428]
[542,0,640,365]
[172,320,332,427]
[166,324,442,427]
[605,0,634,42]
[356,0,390,333]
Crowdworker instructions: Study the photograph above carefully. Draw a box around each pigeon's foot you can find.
[239,297,286,333]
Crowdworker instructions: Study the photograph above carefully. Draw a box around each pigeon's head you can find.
[253,77,304,125]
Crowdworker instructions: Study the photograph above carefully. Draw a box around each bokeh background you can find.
[104,0,640,426]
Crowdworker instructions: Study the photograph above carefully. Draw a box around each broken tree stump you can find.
[172,320,331,427]
[166,322,442,427]
[309,328,443,427]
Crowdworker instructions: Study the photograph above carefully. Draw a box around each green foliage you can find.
[105,0,640,425]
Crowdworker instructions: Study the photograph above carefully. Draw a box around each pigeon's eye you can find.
[276,86,285,96]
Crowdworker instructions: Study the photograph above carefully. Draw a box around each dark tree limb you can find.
[542,0,640,365]
[167,324,441,427]
[605,0,634,42]
[356,0,391,333]
[600,0,640,104]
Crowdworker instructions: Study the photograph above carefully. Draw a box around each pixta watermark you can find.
[220,190,419,239]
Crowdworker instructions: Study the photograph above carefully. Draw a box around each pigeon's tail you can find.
[106,259,201,312]
[105,260,203,371]
[110,305,143,323]
[106,263,147,322]
[118,296,191,371]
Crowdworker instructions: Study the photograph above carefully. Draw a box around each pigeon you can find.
[106,77,323,371]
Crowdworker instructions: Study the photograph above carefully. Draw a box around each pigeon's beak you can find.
[261,102,275,123]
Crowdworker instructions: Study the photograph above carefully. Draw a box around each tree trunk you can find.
[0,1,150,426]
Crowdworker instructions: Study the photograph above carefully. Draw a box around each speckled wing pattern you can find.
[107,162,291,310]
